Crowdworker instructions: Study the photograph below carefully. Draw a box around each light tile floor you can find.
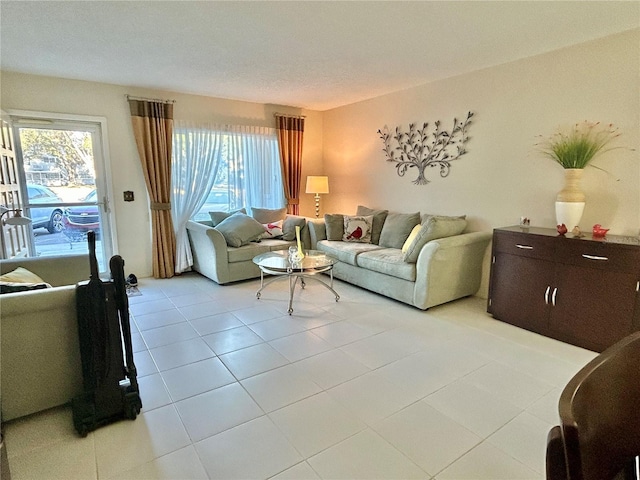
[4,272,598,479]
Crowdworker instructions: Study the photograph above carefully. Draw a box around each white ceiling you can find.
[1,1,638,111]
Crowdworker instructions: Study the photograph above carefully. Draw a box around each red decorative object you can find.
[592,224,610,237]
[557,223,568,235]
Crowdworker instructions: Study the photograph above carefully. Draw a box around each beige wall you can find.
[322,29,640,238]
[0,73,323,277]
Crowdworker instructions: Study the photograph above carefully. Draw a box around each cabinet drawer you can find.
[555,240,640,274]
[493,231,555,260]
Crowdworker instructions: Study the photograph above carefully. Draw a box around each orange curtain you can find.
[276,116,305,215]
[128,99,176,278]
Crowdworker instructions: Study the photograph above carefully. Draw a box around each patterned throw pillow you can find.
[342,215,373,243]
[261,220,284,239]
[356,206,388,245]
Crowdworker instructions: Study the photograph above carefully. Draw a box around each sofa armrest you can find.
[413,231,492,309]
[1,285,83,420]
[186,220,231,284]
[307,219,327,249]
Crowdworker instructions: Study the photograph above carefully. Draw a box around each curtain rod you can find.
[274,113,306,119]
[126,94,176,104]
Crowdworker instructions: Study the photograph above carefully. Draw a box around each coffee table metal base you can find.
[256,266,340,315]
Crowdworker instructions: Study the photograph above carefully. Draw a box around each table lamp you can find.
[305,176,329,218]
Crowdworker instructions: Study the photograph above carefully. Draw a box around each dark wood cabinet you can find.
[488,226,640,352]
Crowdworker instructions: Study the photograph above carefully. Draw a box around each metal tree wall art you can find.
[377,111,474,185]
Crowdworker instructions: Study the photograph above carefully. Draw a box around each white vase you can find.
[555,168,585,230]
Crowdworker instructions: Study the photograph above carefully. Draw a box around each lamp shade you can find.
[5,215,32,226]
[305,176,329,194]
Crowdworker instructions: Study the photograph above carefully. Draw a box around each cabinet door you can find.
[489,253,554,332]
[550,265,638,351]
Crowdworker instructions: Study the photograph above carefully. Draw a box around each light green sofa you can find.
[308,217,492,310]
[186,216,311,285]
[1,254,89,420]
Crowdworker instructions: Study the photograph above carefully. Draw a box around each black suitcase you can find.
[72,231,142,436]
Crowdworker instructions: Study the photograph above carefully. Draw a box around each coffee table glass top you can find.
[252,250,337,272]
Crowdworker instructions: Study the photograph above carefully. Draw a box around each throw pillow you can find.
[0,266,46,284]
[421,213,467,224]
[251,207,287,224]
[342,215,373,243]
[356,206,388,245]
[282,215,307,241]
[209,208,247,226]
[261,220,284,239]
[402,216,468,263]
[402,224,422,253]
[215,213,266,247]
[0,267,52,294]
[378,212,421,249]
[324,214,345,241]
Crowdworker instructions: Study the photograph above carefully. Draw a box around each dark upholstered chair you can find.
[546,331,640,480]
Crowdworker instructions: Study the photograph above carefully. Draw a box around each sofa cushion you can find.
[316,240,383,266]
[356,206,388,245]
[282,215,306,241]
[209,208,247,226]
[261,220,284,239]
[402,215,468,263]
[263,239,296,252]
[378,212,421,249]
[227,243,271,263]
[324,214,344,241]
[356,248,417,282]
[343,215,373,243]
[215,213,265,247]
[251,207,287,224]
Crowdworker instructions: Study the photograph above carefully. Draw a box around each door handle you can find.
[582,254,608,261]
[551,287,558,306]
[544,286,550,304]
[515,244,533,250]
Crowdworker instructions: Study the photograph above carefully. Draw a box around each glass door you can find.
[12,117,114,271]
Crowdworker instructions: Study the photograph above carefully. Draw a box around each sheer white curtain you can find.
[226,125,285,211]
[171,121,224,273]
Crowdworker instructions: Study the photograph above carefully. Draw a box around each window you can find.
[172,123,285,273]
[181,125,284,221]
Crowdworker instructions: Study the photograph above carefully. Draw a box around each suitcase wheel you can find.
[124,393,142,420]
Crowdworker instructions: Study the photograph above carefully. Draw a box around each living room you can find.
[1,1,640,479]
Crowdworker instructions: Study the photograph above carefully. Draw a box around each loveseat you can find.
[186,207,311,285]
[1,254,89,420]
[307,206,492,310]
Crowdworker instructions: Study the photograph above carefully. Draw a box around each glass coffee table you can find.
[252,250,340,314]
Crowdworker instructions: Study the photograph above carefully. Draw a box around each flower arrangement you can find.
[536,121,623,169]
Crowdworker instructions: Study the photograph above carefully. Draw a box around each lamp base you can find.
[314,194,320,218]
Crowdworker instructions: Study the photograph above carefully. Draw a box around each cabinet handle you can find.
[582,254,608,261]
[637,281,639,292]
[515,244,533,250]
[552,287,558,306]
[544,286,550,304]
